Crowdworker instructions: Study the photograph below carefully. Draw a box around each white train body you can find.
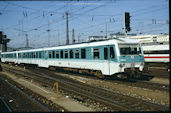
[1,38,144,77]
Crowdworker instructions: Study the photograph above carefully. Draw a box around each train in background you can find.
[127,34,169,70]
[1,38,144,79]
[127,34,169,63]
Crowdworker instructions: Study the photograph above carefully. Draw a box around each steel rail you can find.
[2,66,169,111]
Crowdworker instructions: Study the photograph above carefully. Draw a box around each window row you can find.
[49,47,115,59]
[2,46,115,60]
[18,52,43,58]
[2,54,16,58]
[49,49,86,59]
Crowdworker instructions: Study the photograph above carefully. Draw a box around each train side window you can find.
[65,50,68,58]
[52,51,55,58]
[60,50,63,58]
[31,53,33,58]
[34,53,35,58]
[75,49,79,58]
[94,48,99,59]
[104,48,108,59]
[110,47,115,59]
[39,52,42,58]
[81,48,86,59]
[49,52,52,58]
[70,50,73,58]
[33,53,36,58]
[56,51,59,58]
[36,52,38,58]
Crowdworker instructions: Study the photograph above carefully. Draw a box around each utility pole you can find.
[72,28,75,44]
[66,12,69,45]
[78,33,80,43]
[105,23,107,38]
[47,20,50,47]
[25,34,29,48]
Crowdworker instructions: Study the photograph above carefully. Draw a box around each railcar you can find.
[128,34,169,63]
[1,38,144,78]
[142,42,169,63]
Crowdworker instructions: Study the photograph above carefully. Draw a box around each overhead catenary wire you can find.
[1,0,168,48]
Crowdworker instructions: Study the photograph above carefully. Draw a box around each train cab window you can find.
[110,47,115,59]
[65,50,68,58]
[52,51,55,58]
[70,50,73,58]
[94,48,99,59]
[75,49,79,58]
[60,50,63,58]
[49,52,52,58]
[56,51,59,58]
[81,49,86,59]
[104,48,108,59]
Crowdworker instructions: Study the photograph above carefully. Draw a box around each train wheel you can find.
[94,70,104,79]
[49,66,56,71]
[134,71,141,79]
[117,73,128,79]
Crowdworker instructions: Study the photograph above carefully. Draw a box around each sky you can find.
[0,0,169,48]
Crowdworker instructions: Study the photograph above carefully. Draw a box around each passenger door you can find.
[108,45,117,75]
[104,47,110,75]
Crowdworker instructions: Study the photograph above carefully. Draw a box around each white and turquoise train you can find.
[1,38,145,78]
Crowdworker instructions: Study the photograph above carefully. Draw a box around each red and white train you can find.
[142,43,169,63]
[128,34,169,63]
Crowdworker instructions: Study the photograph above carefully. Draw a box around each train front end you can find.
[117,43,144,78]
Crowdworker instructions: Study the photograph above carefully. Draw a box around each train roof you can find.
[2,38,140,54]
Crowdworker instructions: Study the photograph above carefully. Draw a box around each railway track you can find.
[2,65,169,111]
[104,76,169,92]
[144,63,169,79]
[0,96,12,112]
[21,64,169,92]
[0,76,50,112]
[15,63,169,92]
